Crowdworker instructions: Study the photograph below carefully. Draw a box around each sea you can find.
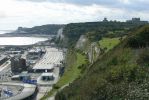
[0,30,48,46]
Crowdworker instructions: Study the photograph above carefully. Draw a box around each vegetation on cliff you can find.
[14,24,64,35]
[63,21,145,48]
[55,25,149,100]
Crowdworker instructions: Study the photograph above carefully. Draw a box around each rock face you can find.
[75,35,88,50]
[88,42,101,63]
[76,35,101,63]
[56,28,64,40]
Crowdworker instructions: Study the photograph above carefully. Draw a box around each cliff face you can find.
[55,25,149,100]
[75,35,101,63]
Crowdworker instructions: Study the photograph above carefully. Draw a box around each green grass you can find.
[41,52,87,100]
[99,37,120,52]
[57,53,86,86]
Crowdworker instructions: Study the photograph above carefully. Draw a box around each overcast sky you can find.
[0,0,149,30]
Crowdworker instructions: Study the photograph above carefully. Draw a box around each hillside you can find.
[62,21,147,48]
[55,25,149,100]
[12,24,64,35]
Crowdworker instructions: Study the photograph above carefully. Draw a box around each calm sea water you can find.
[0,30,12,34]
[0,37,48,45]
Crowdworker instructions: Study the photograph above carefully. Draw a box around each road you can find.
[35,66,60,100]
[35,47,63,100]
[0,60,12,82]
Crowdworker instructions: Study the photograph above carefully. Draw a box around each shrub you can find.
[137,49,149,66]
[108,57,118,66]
[53,84,60,89]
[127,25,149,48]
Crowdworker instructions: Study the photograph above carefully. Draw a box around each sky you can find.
[0,0,149,30]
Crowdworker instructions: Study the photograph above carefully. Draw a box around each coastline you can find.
[0,33,55,38]
[0,33,53,47]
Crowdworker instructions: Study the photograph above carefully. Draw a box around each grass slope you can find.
[99,37,120,52]
[57,53,87,86]
[41,51,87,100]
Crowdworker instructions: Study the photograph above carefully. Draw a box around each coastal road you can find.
[0,60,12,82]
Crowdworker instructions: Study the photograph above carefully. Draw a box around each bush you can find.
[137,49,149,66]
[127,25,149,48]
[53,84,60,89]
[108,57,118,65]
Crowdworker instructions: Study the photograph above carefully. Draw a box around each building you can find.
[10,56,27,74]
[19,71,31,81]
[126,18,148,24]
[103,17,108,22]
[0,55,8,66]
[41,73,54,81]
[27,48,44,66]
[132,18,140,21]
[33,64,54,73]
[11,71,31,81]
[28,48,42,57]
[33,47,64,73]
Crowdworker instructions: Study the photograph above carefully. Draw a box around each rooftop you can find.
[41,73,54,76]
[33,64,54,70]
[29,48,42,53]
[0,55,7,61]
[33,47,64,70]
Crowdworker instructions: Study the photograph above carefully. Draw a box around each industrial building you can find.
[41,73,54,81]
[26,48,45,66]
[0,46,65,99]
[33,47,64,73]
[0,55,8,66]
[10,56,28,74]
[28,48,42,57]
[11,71,31,81]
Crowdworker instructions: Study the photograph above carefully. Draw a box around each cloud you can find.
[0,0,105,29]
[0,11,7,18]
[18,0,120,6]
[0,0,149,30]
[18,0,149,11]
